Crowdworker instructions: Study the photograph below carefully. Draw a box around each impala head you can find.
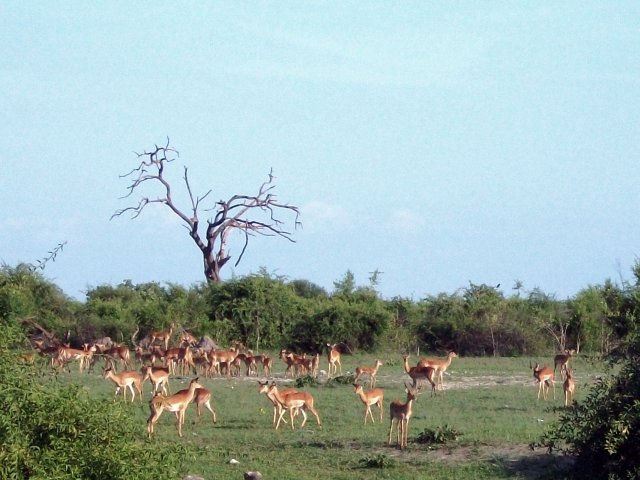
[102,366,114,378]
[353,383,363,394]
[404,382,418,399]
[257,380,269,394]
[448,351,458,358]
[189,377,203,389]
[376,359,383,366]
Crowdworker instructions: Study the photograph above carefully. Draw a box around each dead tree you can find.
[111,139,300,282]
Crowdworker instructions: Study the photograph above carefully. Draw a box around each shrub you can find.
[357,453,395,469]
[415,425,461,445]
[0,318,190,479]
[537,332,640,479]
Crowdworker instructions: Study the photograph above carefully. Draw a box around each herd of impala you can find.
[27,327,578,449]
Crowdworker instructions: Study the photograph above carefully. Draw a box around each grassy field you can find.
[52,352,604,479]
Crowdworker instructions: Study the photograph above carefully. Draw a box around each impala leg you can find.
[364,406,372,424]
[147,404,164,437]
[388,418,395,446]
[176,410,184,437]
[203,399,217,423]
[275,408,286,430]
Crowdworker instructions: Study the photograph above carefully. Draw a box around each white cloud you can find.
[302,201,349,232]
[387,209,426,234]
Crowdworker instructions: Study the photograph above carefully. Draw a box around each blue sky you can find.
[1,2,639,300]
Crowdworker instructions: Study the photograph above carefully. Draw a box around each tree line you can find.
[3,262,640,358]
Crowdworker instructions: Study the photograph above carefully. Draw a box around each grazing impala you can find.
[258,380,300,426]
[563,368,576,407]
[554,349,576,380]
[147,377,204,437]
[388,383,418,449]
[531,361,556,400]
[402,354,437,396]
[102,367,144,402]
[267,382,321,430]
[353,383,384,424]
[193,387,217,424]
[354,359,383,388]
[417,351,458,390]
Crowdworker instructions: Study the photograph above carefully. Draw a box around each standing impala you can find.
[388,383,418,449]
[141,365,170,396]
[267,382,321,430]
[147,377,204,437]
[150,323,175,350]
[417,351,458,390]
[354,359,383,388]
[326,343,343,377]
[353,383,384,424]
[530,361,556,400]
[402,355,437,396]
[554,349,576,381]
[102,367,144,402]
[563,368,576,407]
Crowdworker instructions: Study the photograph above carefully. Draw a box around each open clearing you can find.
[55,353,601,479]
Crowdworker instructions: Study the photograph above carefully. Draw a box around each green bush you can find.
[537,359,640,479]
[357,453,395,469]
[415,425,461,445]
[0,316,190,479]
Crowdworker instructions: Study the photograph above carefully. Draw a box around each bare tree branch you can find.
[112,140,300,282]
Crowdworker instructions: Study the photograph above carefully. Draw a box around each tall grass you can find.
[50,352,603,479]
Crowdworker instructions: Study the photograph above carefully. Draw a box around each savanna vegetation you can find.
[2,260,640,479]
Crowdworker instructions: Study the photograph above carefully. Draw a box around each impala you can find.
[353,383,384,424]
[402,354,437,395]
[103,367,144,402]
[193,387,217,423]
[250,353,272,376]
[354,359,383,388]
[141,365,171,396]
[417,351,458,390]
[554,349,576,380]
[33,340,62,368]
[267,382,321,430]
[57,345,96,373]
[388,383,418,449]
[258,380,299,426]
[209,349,237,377]
[150,323,175,350]
[279,350,307,378]
[326,343,342,377]
[147,377,204,437]
[563,368,576,407]
[104,344,131,370]
[530,361,556,400]
[179,330,199,348]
